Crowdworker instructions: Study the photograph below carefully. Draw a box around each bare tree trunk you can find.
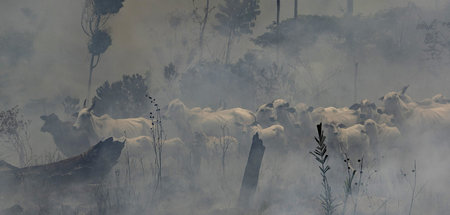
[347,0,353,16]
[86,16,101,103]
[277,0,280,25]
[225,29,233,64]
[87,53,95,103]
[276,0,280,63]
[198,0,210,59]
[353,62,358,103]
[237,133,265,209]
[294,0,298,18]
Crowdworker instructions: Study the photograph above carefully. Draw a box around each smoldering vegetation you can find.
[2,0,450,214]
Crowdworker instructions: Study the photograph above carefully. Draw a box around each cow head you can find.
[324,122,346,137]
[40,113,60,132]
[380,91,411,117]
[323,122,346,152]
[73,102,95,130]
[166,99,188,120]
[363,119,377,138]
[256,102,276,127]
[273,99,298,127]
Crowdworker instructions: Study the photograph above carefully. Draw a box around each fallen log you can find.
[0,137,124,194]
[0,204,23,215]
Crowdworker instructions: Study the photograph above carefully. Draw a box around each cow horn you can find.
[401,85,409,95]
[88,101,95,112]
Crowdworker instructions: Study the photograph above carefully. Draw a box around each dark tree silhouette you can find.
[214,0,260,64]
[62,96,81,117]
[92,74,150,118]
[294,0,298,18]
[192,0,215,59]
[81,0,125,103]
[164,62,178,83]
[0,106,32,167]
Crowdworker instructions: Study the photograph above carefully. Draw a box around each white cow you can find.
[417,94,450,106]
[73,103,153,144]
[324,122,370,161]
[114,136,189,176]
[363,119,401,155]
[294,103,315,139]
[166,99,256,139]
[203,135,239,159]
[311,106,359,128]
[350,99,394,125]
[380,90,450,132]
[250,124,286,150]
[255,102,277,128]
[115,136,187,160]
[255,99,298,128]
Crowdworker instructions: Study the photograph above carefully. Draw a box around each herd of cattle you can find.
[39,86,450,166]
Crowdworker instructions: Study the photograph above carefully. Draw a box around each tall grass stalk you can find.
[342,153,356,215]
[352,156,364,215]
[310,123,338,215]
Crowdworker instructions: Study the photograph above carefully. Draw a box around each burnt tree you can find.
[238,133,265,209]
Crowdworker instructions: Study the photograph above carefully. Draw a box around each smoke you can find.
[2,0,450,214]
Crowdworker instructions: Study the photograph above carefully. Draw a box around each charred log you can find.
[0,137,124,194]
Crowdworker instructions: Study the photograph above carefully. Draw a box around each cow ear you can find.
[266,103,274,108]
[349,103,360,110]
[369,103,377,109]
[378,96,385,101]
[72,112,79,118]
[377,109,383,114]
[338,123,346,128]
[287,107,296,113]
[40,115,47,121]
[83,99,87,108]
[307,106,314,112]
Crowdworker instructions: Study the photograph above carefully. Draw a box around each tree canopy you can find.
[92,74,149,118]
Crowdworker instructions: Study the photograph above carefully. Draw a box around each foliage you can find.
[310,123,338,215]
[164,62,178,83]
[213,0,260,37]
[0,106,32,167]
[62,96,81,117]
[253,15,339,56]
[92,0,124,16]
[147,95,165,194]
[214,0,260,63]
[253,5,422,62]
[88,30,112,55]
[416,19,450,61]
[342,154,356,215]
[92,74,149,118]
[180,52,297,109]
